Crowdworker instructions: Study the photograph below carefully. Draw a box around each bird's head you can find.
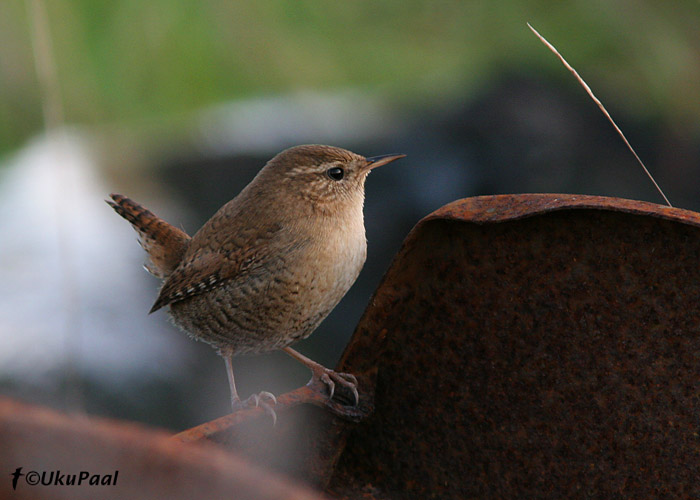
[258,145,405,210]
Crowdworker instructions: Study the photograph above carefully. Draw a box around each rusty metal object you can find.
[175,383,370,445]
[0,397,325,500]
[173,382,372,487]
[328,194,700,499]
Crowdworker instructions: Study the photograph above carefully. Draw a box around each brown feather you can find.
[149,221,307,312]
[107,194,191,279]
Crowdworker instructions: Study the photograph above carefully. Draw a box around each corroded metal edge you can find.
[173,384,370,444]
[426,193,700,227]
[337,193,700,376]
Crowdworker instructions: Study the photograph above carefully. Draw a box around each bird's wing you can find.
[149,222,300,313]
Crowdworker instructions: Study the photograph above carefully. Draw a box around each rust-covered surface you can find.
[0,397,325,500]
[327,194,700,499]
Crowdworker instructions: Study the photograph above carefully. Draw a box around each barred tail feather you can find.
[107,193,191,279]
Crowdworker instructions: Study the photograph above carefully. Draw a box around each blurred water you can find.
[0,130,194,421]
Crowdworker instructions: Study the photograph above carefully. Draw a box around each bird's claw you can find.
[246,391,277,407]
[313,368,359,406]
[232,391,278,425]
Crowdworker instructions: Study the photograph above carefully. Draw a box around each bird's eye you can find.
[326,167,344,181]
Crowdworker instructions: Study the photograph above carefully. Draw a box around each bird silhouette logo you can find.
[11,467,23,490]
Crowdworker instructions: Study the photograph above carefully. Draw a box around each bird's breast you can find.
[302,211,367,298]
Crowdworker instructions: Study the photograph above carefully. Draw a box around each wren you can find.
[108,145,405,419]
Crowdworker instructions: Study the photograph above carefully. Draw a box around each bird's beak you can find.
[364,153,406,171]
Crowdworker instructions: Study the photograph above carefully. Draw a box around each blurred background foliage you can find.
[2,0,700,429]
[2,0,700,156]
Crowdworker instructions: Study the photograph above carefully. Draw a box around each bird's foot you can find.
[282,347,361,409]
[232,391,278,425]
[308,365,359,406]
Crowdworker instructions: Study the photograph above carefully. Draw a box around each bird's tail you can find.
[107,193,191,279]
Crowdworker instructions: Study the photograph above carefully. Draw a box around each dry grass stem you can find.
[527,23,671,207]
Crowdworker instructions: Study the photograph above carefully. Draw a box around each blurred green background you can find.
[2,0,700,430]
[3,0,699,156]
